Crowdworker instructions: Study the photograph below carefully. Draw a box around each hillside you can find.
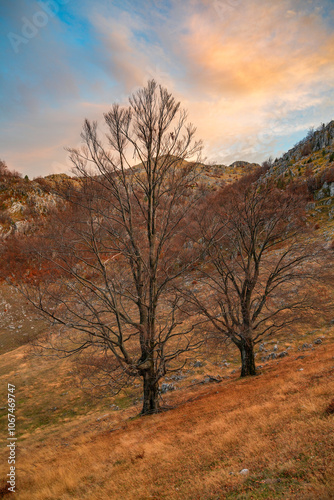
[263,121,334,243]
[0,158,261,237]
[271,120,334,175]
[2,121,334,239]
[0,320,333,499]
[0,122,333,499]
[132,157,260,189]
[0,167,72,238]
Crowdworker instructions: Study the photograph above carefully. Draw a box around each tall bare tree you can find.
[12,81,203,414]
[187,173,330,376]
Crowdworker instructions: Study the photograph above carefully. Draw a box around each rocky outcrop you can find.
[229,161,260,169]
[268,120,334,177]
[315,182,334,200]
[0,177,62,238]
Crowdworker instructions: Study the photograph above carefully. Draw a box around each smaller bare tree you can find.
[187,173,331,376]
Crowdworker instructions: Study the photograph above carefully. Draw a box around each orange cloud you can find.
[182,2,334,98]
[3,0,334,176]
[164,0,334,164]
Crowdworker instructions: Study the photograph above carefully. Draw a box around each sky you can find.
[0,0,334,178]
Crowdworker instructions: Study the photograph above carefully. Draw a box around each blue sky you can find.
[1,0,334,177]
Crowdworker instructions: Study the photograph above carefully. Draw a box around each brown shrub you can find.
[300,141,312,157]
[321,166,334,184]
[0,159,22,179]
[325,399,334,415]
[287,179,311,199]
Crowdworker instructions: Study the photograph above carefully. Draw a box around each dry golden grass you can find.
[0,329,333,499]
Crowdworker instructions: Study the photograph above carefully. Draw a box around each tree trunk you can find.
[239,338,256,377]
[141,369,159,415]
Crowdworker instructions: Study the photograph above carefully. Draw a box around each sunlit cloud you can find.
[171,0,334,163]
[0,0,333,176]
[181,2,334,97]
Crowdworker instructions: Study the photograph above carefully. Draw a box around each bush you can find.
[301,141,312,157]
[287,180,310,199]
[306,166,334,195]
[0,160,22,179]
[277,177,285,189]
[307,176,320,194]
[321,166,334,184]
[325,398,334,415]
[0,211,12,226]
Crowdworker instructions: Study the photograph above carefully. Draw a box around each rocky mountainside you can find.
[0,159,259,237]
[0,170,73,237]
[268,120,334,177]
[1,121,333,237]
[132,156,260,189]
[261,120,334,243]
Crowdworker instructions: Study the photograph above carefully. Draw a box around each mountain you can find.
[1,120,333,238]
[0,123,333,499]
[267,120,334,178]
[0,158,260,236]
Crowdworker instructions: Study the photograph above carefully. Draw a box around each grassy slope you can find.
[0,322,333,499]
[0,147,333,499]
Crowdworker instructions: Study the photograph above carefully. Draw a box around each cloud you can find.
[160,0,334,163]
[0,97,117,179]
[180,1,334,97]
[0,0,333,176]
[91,13,148,93]
[89,5,177,94]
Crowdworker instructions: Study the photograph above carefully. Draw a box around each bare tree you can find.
[0,159,21,178]
[0,159,8,176]
[187,173,331,376]
[11,81,203,414]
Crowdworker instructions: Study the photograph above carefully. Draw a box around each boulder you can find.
[278,351,289,358]
[193,360,204,368]
[160,383,175,393]
[330,183,334,197]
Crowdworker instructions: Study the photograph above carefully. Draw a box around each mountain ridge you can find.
[0,120,333,238]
